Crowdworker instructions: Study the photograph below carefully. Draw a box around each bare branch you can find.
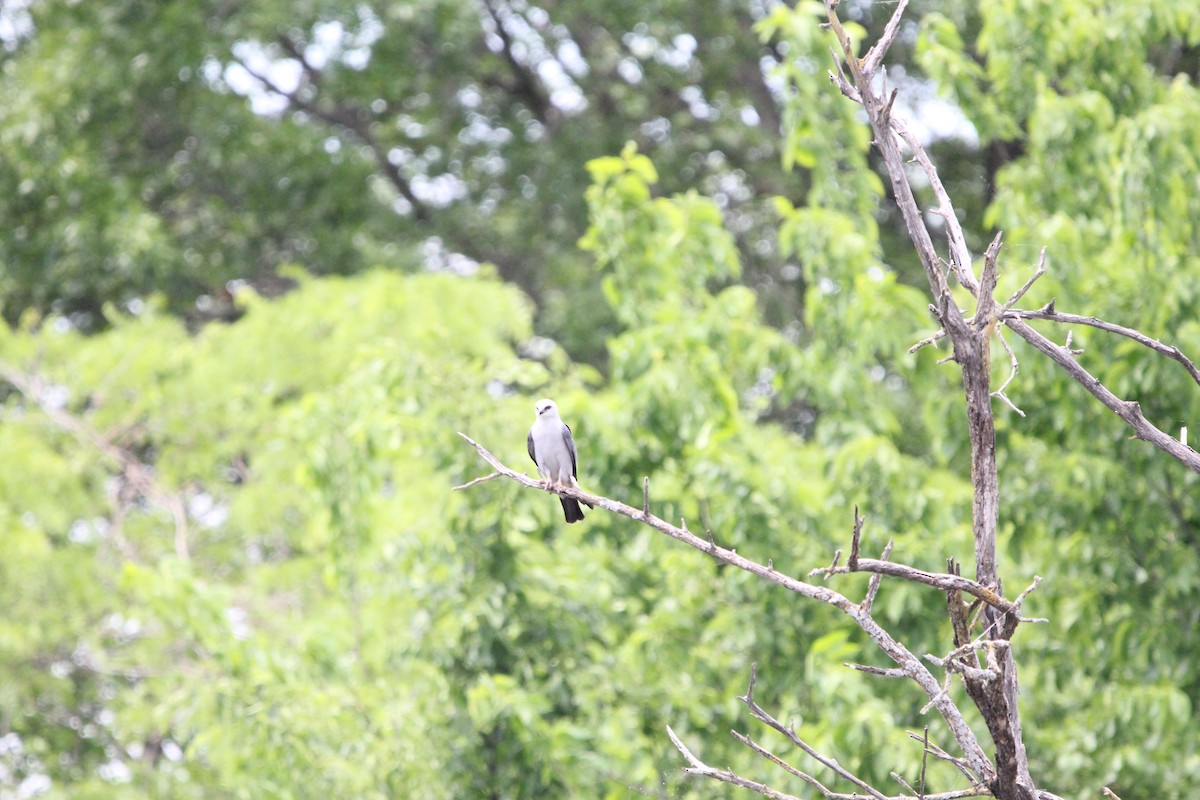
[452,472,502,490]
[824,548,844,576]
[927,639,1015,685]
[820,3,1051,795]
[732,730,845,799]
[861,0,910,74]
[666,725,805,800]
[890,771,918,796]
[822,5,961,321]
[1002,318,1200,474]
[890,113,976,294]
[906,730,981,784]
[975,231,1004,329]
[909,327,947,354]
[1011,576,1043,609]
[741,666,889,800]
[845,662,907,678]
[457,434,994,781]
[991,331,1026,417]
[848,506,864,570]
[942,639,1012,665]
[734,675,988,800]
[1004,305,1200,388]
[811,556,1023,617]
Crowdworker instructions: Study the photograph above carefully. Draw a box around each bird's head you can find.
[534,398,558,418]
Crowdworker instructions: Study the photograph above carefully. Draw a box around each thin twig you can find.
[991,330,1026,417]
[909,328,947,354]
[905,730,980,784]
[862,540,894,614]
[920,670,954,715]
[848,506,864,570]
[1000,248,1047,311]
[452,472,502,490]
[666,725,805,800]
[919,725,930,796]
[741,665,890,800]
[845,663,907,678]
[890,771,918,796]
[731,730,840,799]
[861,0,910,74]
[1011,576,1043,609]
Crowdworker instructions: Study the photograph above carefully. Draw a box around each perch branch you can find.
[457,433,994,781]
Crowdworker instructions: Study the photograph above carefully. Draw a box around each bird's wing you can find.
[563,423,579,479]
[527,427,537,466]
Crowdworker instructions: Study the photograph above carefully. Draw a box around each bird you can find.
[527,398,594,523]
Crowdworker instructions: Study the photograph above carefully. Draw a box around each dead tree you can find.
[458,2,1199,798]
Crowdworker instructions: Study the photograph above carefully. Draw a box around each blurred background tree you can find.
[1,0,1199,798]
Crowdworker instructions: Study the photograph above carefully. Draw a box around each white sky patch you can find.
[224,41,301,116]
[0,0,33,50]
[226,606,251,640]
[19,774,51,797]
[907,94,978,146]
[556,39,588,77]
[537,58,587,112]
[188,492,229,529]
[412,172,469,207]
[877,69,979,147]
[421,237,480,275]
[98,759,132,784]
[680,85,717,120]
[309,20,345,69]
[617,57,644,84]
[623,31,657,59]
[220,8,383,113]
[656,32,697,69]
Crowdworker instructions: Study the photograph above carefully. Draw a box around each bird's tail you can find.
[561,497,587,524]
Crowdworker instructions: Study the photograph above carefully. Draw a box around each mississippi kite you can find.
[527,398,594,523]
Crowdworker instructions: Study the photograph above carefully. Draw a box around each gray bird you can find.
[527,398,594,523]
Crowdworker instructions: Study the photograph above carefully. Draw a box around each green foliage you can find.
[0,0,812,359]
[2,1,1200,798]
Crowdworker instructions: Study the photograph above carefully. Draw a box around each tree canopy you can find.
[1,1,1199,798]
